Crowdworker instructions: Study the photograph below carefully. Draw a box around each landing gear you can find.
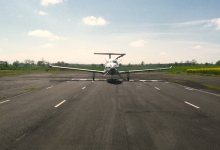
[127,73,130,81]
[118,73,124,81]
[92,72,95,81]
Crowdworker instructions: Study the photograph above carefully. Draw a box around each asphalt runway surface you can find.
[1,80,220,150]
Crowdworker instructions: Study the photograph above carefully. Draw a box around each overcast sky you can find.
[0,0,220,64]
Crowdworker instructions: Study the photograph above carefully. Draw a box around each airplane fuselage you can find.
[104,59,119,75]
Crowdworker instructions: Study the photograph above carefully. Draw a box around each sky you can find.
[0,0,220,64]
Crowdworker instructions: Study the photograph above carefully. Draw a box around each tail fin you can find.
[94,53,126,59]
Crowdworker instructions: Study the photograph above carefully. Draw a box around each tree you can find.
[174,62,178,66]
[24,59,30,67]
[37,61,44,66]
[216,60,220,66]
[56,61,61,66]
[24,59,35,67]
[13,60,20,68]
[185,60,191,66]
[205,62,209,66]
[30,60,35,67]
[141,61,145,65]
[61,61,65,66]
[191,59,197,66]
[37,58,49,67]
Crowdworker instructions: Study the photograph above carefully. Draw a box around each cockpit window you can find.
[107,60,117,63]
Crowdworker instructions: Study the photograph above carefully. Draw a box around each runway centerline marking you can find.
[155,87,160,90]
[184,101,200,109]
[55,100,66,108]
[73,94,79,99]
[82,87,86,90]
[46,86,53,89]
[0,100,10,104]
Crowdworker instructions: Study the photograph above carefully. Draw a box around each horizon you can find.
[1,0,220,64]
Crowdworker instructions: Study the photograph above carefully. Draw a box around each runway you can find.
[1,80,220,150]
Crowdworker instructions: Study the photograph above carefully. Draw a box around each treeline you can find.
[1,59,220,70]
[137,59,220,67]
[171,59,220,66]
[0,59,50,70]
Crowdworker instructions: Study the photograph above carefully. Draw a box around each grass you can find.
[0,69,61,77]
[167,66,220,76]
[203,84,220,90]
[25,88,39,92]
[0,96,11,100]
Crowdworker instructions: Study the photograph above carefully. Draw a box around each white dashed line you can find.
[0,100,10,104]
[184,101,200,109]
[185,87,193,91]
[82,87,86,90]
[46,86,53,89]
[139,80,146,82]
[55,100,66,108]
[155,87,160,90]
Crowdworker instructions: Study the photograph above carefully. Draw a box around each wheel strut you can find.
[92,72,95,80]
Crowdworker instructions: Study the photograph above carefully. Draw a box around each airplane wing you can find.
[50,65,104,74]
[119,66,172,74]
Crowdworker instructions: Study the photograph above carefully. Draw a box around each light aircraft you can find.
[50,53,172,81]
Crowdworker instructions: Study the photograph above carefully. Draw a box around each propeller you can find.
[104,64,112,76]
[104,70,109,76]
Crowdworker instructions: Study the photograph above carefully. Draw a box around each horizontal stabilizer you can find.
[94,53,126,59]
[94,53,126,55]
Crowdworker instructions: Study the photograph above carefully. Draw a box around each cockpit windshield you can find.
[107,60,118,63]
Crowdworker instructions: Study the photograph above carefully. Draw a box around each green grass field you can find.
[0,70,58,77]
